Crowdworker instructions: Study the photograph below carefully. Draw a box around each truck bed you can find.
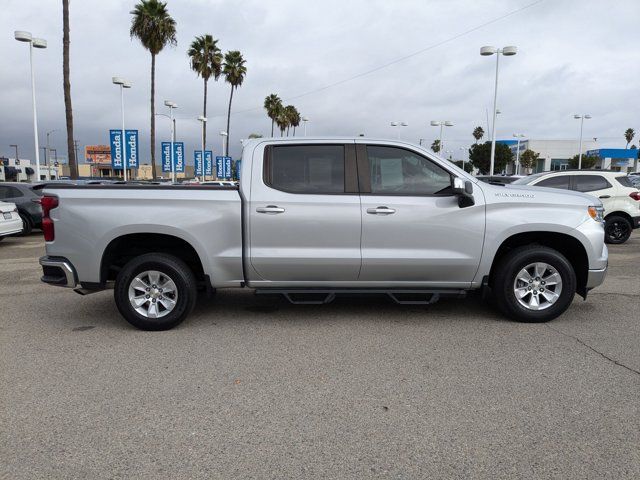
[43,184,244,288]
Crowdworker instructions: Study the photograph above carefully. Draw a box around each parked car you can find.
[39,138,607,330]
[512,170,640,244]
[0,183,44,235]
[0,201,23,240]
[475,175,524,184]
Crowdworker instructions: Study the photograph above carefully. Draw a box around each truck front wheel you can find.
[114,253,197,331]
[492,246,576,323]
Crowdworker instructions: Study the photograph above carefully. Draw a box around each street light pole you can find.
[15,31,47,181]
[513,133,525,175]
[302,117,309,136]
[9,145,19,163]
[574,114,591,169]
[480,45,517,175]
[164,101,178,182]
[112,77,131,181]
[197,116,207,182]
[430,120,453,153]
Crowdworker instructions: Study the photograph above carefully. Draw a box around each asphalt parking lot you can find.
[1,233,638,479]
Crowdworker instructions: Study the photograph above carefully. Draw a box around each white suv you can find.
[513,170,640,244]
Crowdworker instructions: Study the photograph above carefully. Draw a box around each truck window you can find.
[574,175,611,192]
[366,146,451,195]
[266,145,345,194]
[536,176,570,190]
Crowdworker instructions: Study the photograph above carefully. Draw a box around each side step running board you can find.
[254,288,467,306]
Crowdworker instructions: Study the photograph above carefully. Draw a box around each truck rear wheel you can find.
[492,245,576,323]
[114,253,197,331]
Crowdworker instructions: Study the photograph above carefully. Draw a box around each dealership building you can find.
[497,139,600,173]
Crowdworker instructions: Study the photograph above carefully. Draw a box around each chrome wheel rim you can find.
[128,270,178,319]
[513,262,562,311]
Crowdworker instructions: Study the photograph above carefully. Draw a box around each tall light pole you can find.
[220,131,228,156]
[480,45,517,175]
[513,133,525,175]
[164,100,178,182]
[46,130,57,180]
[112,77,132,181]
[459,146,467,171]
[302,117,309,136]
[430,120,453,154]
[574,114,591,169]
[390,121,408,139]
[197,116,206,181]
[15,31,47,181]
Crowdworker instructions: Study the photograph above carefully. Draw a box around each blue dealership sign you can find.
[235,160,241,180]
[173,142,185,173]
[194,150,203,176]
[224,157,232,179]
[204,151,213,176]
[110,129,124,170]
[216,156,224,178]
[161,142,172,172]
[125,130,138,168]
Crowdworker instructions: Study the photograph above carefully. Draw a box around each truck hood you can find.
[480,183,603,207]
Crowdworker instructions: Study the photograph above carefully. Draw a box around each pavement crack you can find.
[545,324,640,377]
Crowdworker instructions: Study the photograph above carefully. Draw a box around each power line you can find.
[221,0,546,118]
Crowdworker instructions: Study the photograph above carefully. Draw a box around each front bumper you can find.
[39,256,77,288]
[586,266,607,289]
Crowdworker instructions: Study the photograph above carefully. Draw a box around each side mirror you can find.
[452,177,475,208]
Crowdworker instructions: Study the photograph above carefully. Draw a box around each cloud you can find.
[1,0,638,165]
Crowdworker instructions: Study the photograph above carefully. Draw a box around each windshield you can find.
[511,173,547,185]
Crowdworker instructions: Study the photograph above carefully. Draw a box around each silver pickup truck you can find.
[39,138,608,330]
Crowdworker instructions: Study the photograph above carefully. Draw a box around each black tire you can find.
[604,215,632,244]
[114,253,197,331]
[491,245,576,323]
[18,213,32,236]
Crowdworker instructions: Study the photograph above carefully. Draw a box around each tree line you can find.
[263,95,302,137]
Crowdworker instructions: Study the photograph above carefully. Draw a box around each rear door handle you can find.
[256,205,285,214]
[599,195,611,199]
[366,206,396,215]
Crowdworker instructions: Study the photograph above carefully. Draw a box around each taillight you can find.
[630,192,640,201]
[41,195,59,242]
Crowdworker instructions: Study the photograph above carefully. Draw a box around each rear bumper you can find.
[632,216,640,229]
[586,266,607,289]
[39,256,77,288]
[0,217,23,237]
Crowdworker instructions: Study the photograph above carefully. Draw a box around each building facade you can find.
[499,139,600,174]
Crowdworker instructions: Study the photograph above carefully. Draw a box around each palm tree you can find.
[222,50,247,155]
[431,139,441,153]
[130,0,177,180]
[289,107,301,136]
[283,105,297,136]
[188,35,222,151]
[62,0,77,179]
[275,109,289,137]
[264,94,282,137]
[472,126,484,144]
[624,128,635,148]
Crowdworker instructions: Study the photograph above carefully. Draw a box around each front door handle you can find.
[256,205,285,214]
[366,206,396,215]
[599,195,611,199]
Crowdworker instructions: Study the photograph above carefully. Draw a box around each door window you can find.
[265,145,345,194]
[536,176,570,190]
[367,146,452,195]
[574,175,611,192]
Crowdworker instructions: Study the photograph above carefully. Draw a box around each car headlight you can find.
[588,206,604,223]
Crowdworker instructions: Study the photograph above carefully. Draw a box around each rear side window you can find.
[574,175,611,192]
[265,145,345,194]
[615,176,634,188]
[0,186,24,199]
[536,176,570,190]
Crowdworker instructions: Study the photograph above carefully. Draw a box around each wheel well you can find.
[604,211,632,223]
[489,232,589,297]
[101,233,205,284]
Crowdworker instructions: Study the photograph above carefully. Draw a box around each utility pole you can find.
[41,146,48,179]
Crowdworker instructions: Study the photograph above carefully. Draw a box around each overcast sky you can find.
[1,0,639,163]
